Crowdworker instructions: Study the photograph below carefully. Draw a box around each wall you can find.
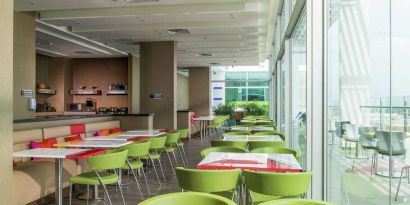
[72,58,129,108]
[189,67,210,116]
[0,1,14,204]
[48,58,74,111]
[177,73,189,110]
[140,41,177,129]
[13,11,36,119]
[128,55,140,113]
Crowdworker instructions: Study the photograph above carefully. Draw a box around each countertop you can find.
[13,113,154,123]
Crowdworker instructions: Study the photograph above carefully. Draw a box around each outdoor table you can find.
[223,135,283,141]
[13,148,105,205]
[230,126,275,131]
[193,116,215,139]
[197,152,302,172]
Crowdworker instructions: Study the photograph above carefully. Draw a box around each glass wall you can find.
[225,71,269,102]
[325,0,410,204]
[290,8,307,169]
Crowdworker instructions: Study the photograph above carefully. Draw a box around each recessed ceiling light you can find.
[210,62,220,65]
[183,12,191,15]
[236,36,242,39]
[196,53,212,57]
[48,42,53,45]
[75,51,93,54]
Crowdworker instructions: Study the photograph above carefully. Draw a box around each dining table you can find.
[222,135,283,141]
[197,152,302,172]
[230,126,275,131]
[121,130,165,137]
[193,116,215,139]
[85,135,150,142]
[13,148,106,205]
[63,140,132,148]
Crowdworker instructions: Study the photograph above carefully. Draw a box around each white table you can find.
[230,126,275,131]
[85,135,150,141]
[121,131,165,137]
[223,135,283,141]
[193,116,215,139]
[65,140,132,148]
[13,148,91,205]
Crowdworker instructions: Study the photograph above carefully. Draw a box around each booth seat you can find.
[12,120,121,205]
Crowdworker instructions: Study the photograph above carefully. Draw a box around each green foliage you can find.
[213,104,234,116]
[226,101,269,116]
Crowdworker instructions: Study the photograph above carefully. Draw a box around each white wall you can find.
[177,73,189,110]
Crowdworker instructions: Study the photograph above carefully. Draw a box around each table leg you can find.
[55,158,63,205]
[200,121,204,140]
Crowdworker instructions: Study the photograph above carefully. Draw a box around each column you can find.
[188,67,211,116]
[140,41,177,129]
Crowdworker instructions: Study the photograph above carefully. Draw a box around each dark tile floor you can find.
[29,133,213,205]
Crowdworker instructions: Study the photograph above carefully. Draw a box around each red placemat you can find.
[127,136,150,141]
[66,149,106,159]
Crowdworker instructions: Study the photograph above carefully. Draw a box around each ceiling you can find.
[15,0,277,68]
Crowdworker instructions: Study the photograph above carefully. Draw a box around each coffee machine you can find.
[85,98,97,112]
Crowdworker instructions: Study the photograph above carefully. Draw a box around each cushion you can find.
[70,124,86,135]
[30,138,57,160]
[109,128,121,134]
[95,129,110,136]
[64,135,83,142]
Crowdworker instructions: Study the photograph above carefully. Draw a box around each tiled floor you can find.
[29,133,213,205]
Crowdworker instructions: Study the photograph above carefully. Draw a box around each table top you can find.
[223,135,283,141]
[13,148,90,159]
[230,126,275,131]
[86,135,150,141]
[120,131,165,137]
[65,140,132,148]
[194,116,215,121]
[197,152,302,172]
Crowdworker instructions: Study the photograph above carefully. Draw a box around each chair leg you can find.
[69,184,72,205]
[177,146,186,166]
[141,167,151,195]
[150,158,161,186]
[157,158,167,181]
[127,160,144,199]
[172,151,179,166]
[181,145,189,166]
[95,172,113,205]
[117,181,126,205]
[395,167,407,201]
[165,151,176,176]
[86,185,89,205]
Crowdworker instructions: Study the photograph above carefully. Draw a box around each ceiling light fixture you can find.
[196,53,212,57]
[123,0,159,3]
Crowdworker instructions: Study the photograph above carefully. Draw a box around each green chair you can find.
[251,147,302,162]
[68,150,129,205]
[200,146,248,159]
[237,121,255,126]
[140,136,168,183]
[224,132,250,136]
[243,170,312,205]
[177,128,189,165]
[175,167,241,200]
[138,192,237,205]
[120,141,152,197]
[253,131,285,141]
[210,140,248,150]
[248,141,286,151]
[259,199,336,205]
[255,122,274,126]
[232,124,253,127]
[164,131,182,174]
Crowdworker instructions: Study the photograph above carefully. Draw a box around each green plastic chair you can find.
[251,147,302,162]
[210,140,248,150]
[238,121,255,126]
[255,122,274,126]
[224,132,250,136]
[200,146,248,159]
[259,199,336,205]
[175,167,241,200]
[177,128,189,165]
[120,141,152,197]
[243,170,312,205]
[248,141,286,150]
[140,135,168,183]
[164,132,182,173]
[232,124,253,127]
[253,131,285,141]
[138,192,237,205]
[225,130,252,134]
[68,149,129,205]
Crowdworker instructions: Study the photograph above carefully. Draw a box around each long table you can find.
[223,135,282,141]
[13,148,105,205]
[197,152,302,172]
[230,126,275,131]
[193,116,215,139]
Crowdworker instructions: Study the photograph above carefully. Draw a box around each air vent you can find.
[75,51,93,55]
[164,29,191,35]
[196,53,212,57]
[123,0,159,3]
[210,62,220,65]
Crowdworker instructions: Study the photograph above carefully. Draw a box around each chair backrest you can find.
[250,147,301,162]
[175,167,240,193]
[258,199,336,205]
[178,129,189,139]
[255,122,273,126]
[200,146,247,158]
[210,140,248,150]
[343,124,359,140]
[224,132,249,136]
[237,121,255,126]
[248,141,286,150]
[375,131,405,155]
[243,170,312,197]
[150,136,167,149]
[121,141,151,158]
[138,192,237,205]
[335,121,350,137]
[253,131,284,140]
[87,149,128,170]
[166,132,181,144]
[358,126,377,136]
